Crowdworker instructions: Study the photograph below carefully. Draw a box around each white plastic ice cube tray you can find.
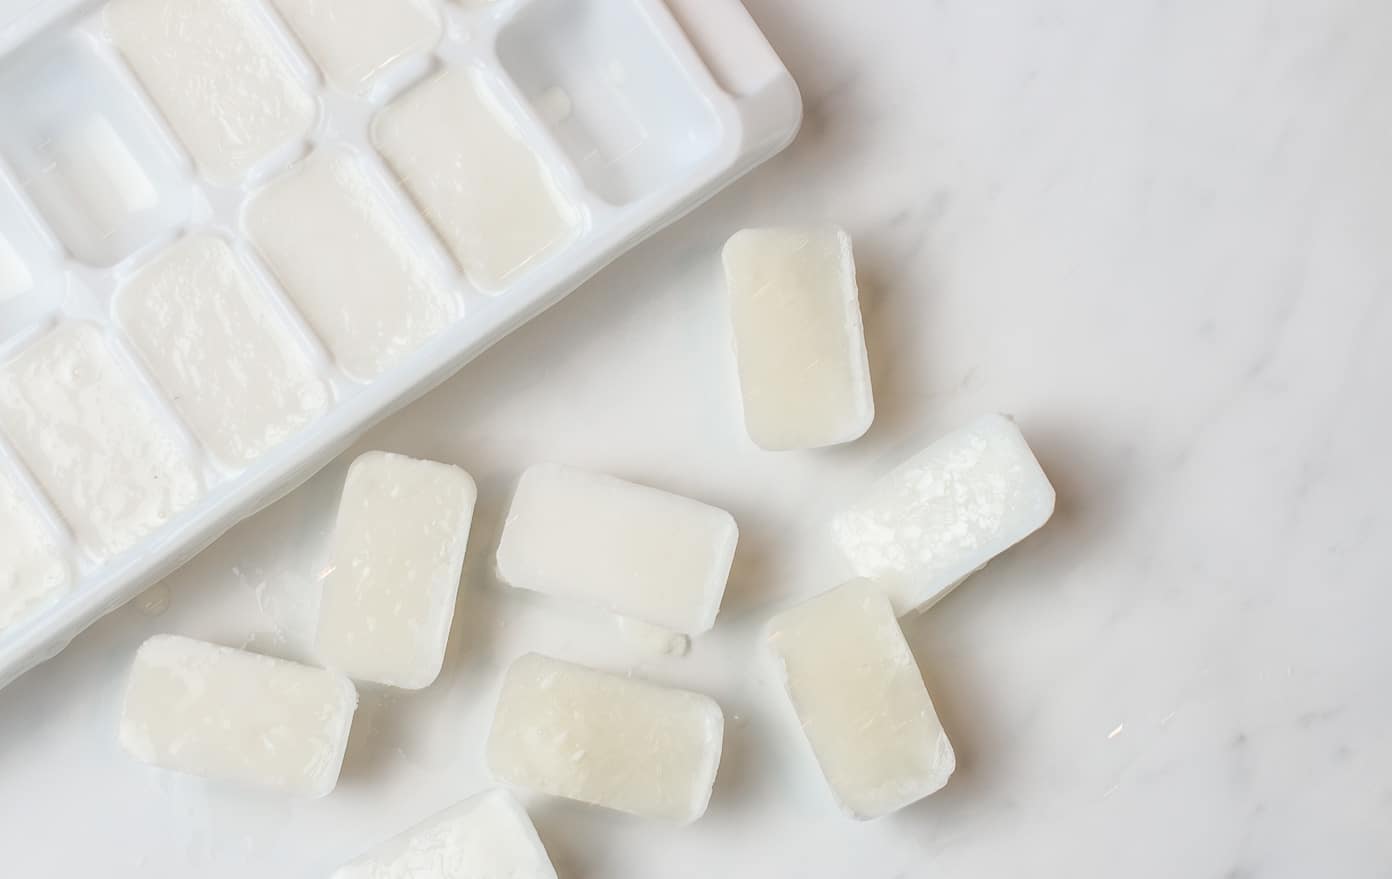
[0,0,801,688]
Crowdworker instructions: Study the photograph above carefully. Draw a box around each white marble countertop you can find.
[3,1,1390,876]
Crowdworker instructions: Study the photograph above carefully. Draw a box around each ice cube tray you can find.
[0,0,801,689]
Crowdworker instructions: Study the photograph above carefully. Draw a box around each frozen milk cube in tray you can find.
[115,234,331,467]
[0,323,202,559]
[270,0,442,96]
[105,0,317,184]
[0,0,802,689]
[373,66,581,293]
[0,462,70,633]
[246,148,460,381]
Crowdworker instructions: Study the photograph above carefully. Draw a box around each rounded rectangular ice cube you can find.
[105,0,316,183]
[833,414,1055,615]
[119,635,357,797]
[245,148,458,380]
[0,323,201,558]
[495,463,738,634]
[332,789,558,879]
[316,452,477,689]
[270,0,441,94]
[373,68,578,291]
[486,653,724,823]
[0,466,69,633]
[766,579,954,819]
[116,234,330,468]
[722,227,874,450]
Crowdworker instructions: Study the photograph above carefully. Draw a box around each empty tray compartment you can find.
[0,177,57,346]
[0,177,50,304]
[0,36,188,267]
[496,0,723,205]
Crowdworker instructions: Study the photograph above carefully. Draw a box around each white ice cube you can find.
[271,0,441,94]
[833,414,1055,614]
[116,234,329,467]
[119,635,357,797]
[0,323,202,558]
[245,149,457,380]
[316,452,477,689]
[766,579,954,819]
[105,0,316,183]
[373,68,577,291]
[486,653,724,823]
[495,464,738,635]
[0,468,69,633]
[723,227,874,450]
[332,789,557,879]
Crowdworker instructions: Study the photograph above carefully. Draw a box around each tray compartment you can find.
[113,233,332,469]
[103,0,318,185]
[496,0,723,205]
[372,66,582,292]
[0,36,188,267]
[0,321,204,559]
[245,147,464,379]
[268,0,443,96]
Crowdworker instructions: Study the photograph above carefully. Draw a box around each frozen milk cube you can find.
[246,149,457,380]
[317,452,476,689]
[486,653,724,823]
[119,635,357,797]
[116,234,329,467]
[767,580,954,819]
[495,464,738,634]
[0,468,70,633]
[0,323,201,558]
[373,68,577,290]
[723,227,874,450]
[105,0,316,183]
[271,0,441,94]
[333,789,557,879]
[833,414,1055,615]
